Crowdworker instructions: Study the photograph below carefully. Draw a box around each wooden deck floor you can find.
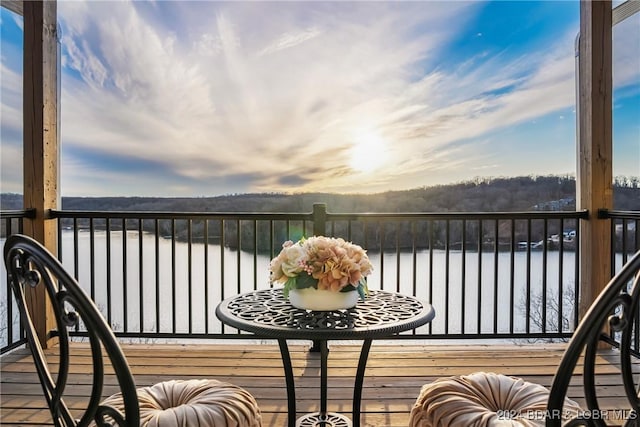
[0,342,634,426]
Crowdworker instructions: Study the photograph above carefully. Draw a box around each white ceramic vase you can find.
[288,287,359,311]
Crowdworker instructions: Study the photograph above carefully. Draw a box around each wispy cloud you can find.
[258,27,322,56]
[613,13,640,91]
[0,60,23,193]
[2,1,636,197]
[56,1,484,195]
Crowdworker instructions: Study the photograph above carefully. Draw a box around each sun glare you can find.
[349,130,388,173]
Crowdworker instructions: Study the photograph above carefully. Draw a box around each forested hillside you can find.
[2,175,638,212]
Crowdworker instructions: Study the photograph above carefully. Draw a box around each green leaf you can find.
[357,278,369,300]
[340,284,357,293]
[295,272,318,289]
[282,277,296,298]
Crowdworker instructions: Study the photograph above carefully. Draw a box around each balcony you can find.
[1,0,639,425]
[1,207,639,425]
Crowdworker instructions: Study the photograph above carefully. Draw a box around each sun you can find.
[349,130,388,173]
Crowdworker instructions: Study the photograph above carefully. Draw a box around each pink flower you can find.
[269,236,373,294]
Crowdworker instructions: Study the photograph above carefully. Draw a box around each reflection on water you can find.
[2,230,601,346]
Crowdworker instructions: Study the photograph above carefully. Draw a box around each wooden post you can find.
[22,0,59,348]
[310,203,327,352]
[577,1,613,318]
[313,203,327,236]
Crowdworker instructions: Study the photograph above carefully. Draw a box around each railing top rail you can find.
[598,208,640,220]
[0,209,36,219]
[48,209,589,221]
[49,210,314,220]
[326,210,588,221]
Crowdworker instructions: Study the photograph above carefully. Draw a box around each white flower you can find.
[280,243,306,277]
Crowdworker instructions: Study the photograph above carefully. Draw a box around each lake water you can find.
[3,230,611,346]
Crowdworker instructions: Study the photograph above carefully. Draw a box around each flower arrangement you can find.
[269,236,373,300]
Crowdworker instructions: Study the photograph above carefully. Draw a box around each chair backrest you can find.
[4,234,140,427]
[546,250,640,426]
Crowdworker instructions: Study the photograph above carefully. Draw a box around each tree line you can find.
[3,174,638,213]
[2,175,638,251]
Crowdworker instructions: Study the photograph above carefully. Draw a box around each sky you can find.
[1,1,638,197]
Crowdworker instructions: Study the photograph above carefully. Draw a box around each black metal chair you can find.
[4,234,263,427]
[409,249,640,427]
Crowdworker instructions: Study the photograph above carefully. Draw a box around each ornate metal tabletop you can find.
[216,288,435,427]
[216,288,435,340]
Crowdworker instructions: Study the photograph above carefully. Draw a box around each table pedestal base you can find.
[296,412,351,427]
[217,290,434,427]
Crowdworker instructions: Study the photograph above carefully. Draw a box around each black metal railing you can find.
[3,207,638,354]
[600,208,640,356]
[19,206,640,353]
[601,209,640,266]
[0,206,584,345]
[1,209,35,352]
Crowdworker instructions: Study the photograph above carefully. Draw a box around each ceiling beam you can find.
[613,0,640,25]
[1,0,24,16]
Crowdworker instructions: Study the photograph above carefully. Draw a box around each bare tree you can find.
[517,287,576,344]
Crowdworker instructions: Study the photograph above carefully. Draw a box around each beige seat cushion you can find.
[100,379,262,427]
[409,372,582,427]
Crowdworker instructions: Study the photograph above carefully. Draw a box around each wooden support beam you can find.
[577,1,613,317]
[22,0,59,349]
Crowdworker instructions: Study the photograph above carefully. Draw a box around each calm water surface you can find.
[5,230,621,345]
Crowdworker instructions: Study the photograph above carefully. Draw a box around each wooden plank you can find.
[1,343,634,427]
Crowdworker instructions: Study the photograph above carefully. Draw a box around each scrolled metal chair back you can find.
[547,250,640,426]
[4,234,140,427]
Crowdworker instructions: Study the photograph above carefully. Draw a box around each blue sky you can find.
[1,1,638,197]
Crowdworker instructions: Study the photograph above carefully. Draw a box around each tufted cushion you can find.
[409,372,582,427]
[99,379,262,427]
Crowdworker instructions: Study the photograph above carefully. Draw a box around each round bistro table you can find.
[215,288,435,427]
